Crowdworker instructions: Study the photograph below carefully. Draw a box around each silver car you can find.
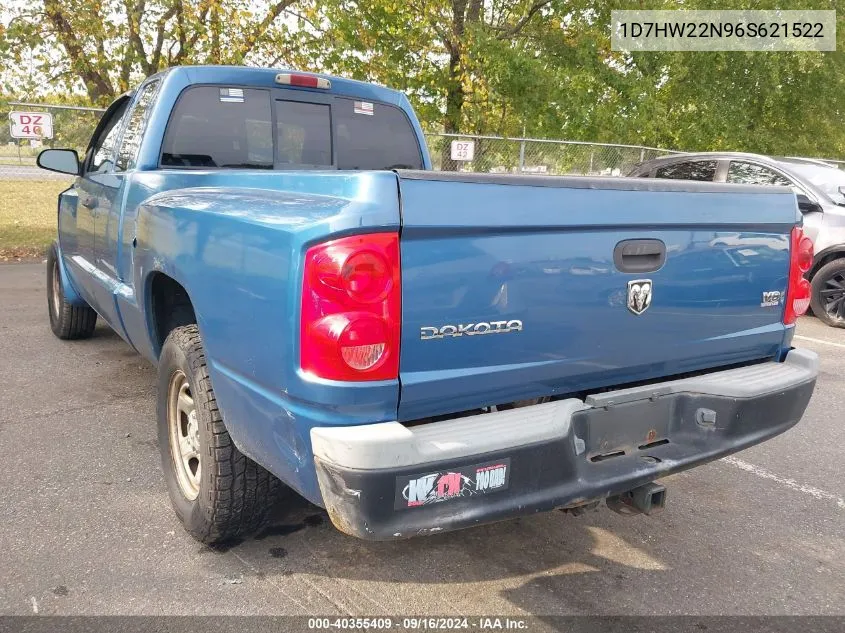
[629,152,845,328]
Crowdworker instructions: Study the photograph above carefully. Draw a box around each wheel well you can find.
[810,249,845,279]
[149,273,197,356]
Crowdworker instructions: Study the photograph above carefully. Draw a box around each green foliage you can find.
[598,0,845,155]
[1,0,845,158]
[1,0,319,104]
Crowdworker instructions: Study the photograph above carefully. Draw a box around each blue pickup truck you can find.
[37,66,819,543]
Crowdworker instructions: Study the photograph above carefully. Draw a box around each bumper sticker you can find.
[395,458,511,510]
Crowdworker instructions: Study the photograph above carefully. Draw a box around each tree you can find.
[2,0,318,104]
[4,0,845,162]
[605,0,845,157]
[314,0,612,168]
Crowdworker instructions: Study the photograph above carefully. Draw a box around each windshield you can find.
[782,162,845,205]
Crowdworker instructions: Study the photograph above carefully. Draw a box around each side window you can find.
[655,160,717,182]
[89,101,131,174]
[727,162,792,187]
[116,79,160,171]
[161,86,273,168]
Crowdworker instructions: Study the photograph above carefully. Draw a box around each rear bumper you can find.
[311,349,818,540]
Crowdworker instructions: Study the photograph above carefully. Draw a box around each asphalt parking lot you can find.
[1,262,844,617]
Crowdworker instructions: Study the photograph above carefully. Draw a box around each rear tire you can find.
[46,242,97,340]
[810,259,845,328]
[157,325,281,544]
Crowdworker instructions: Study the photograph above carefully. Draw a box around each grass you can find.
[0,156,37,166]
[0,179,71,260]
[0,147,39,166]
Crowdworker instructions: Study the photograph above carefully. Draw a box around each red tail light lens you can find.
[784,227,814,325]
[301,233,400,381]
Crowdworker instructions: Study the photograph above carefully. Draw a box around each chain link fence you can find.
[2,99,844,259]
[425,133,682,176]
[0,102,104,175]
[0,101,687,258]
[0,102,104,258]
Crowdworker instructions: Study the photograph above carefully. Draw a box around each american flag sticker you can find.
[354,101,374,115]
[219,87,245,103]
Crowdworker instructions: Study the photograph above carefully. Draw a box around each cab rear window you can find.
[161,87,273,169]
[160,85,423,171]
[333,97,423,170]
[276,101,332,167]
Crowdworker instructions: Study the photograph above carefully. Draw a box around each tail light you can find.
[784,227,813,325]
[300,232,400,381]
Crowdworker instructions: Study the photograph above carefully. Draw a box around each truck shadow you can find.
[199,468,815,615]
[214,470,834,617]
[211,487,683,596]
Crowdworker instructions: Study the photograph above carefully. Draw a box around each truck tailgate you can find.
[396,171,799,421]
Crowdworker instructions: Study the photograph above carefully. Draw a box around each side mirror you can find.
[796,193,823,214]
[37,149,80,176]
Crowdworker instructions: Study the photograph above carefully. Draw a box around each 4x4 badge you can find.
[627,279,653,315]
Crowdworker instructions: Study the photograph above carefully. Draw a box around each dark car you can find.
[629,152,845,327]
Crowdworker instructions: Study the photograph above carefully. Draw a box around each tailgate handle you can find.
[614,239,666,273]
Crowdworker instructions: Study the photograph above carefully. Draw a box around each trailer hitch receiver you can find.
[607,482,666,516]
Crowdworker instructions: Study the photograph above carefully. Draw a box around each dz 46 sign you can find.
[9,112,54,139]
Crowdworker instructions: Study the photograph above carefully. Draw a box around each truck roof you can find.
[162,65,408,108]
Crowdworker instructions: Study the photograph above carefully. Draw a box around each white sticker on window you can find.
[354,101,374,115]
[219,88,244,103]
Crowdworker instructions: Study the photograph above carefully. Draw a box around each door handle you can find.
[80,195,98,209]
[614,239,667,273]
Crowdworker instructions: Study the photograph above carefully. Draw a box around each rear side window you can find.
[727,161,792,187]
[655,160,717,182]
[161,86,273,168]
[117,79,160,171]
[334,98,423,170]
[89,100,130,173]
